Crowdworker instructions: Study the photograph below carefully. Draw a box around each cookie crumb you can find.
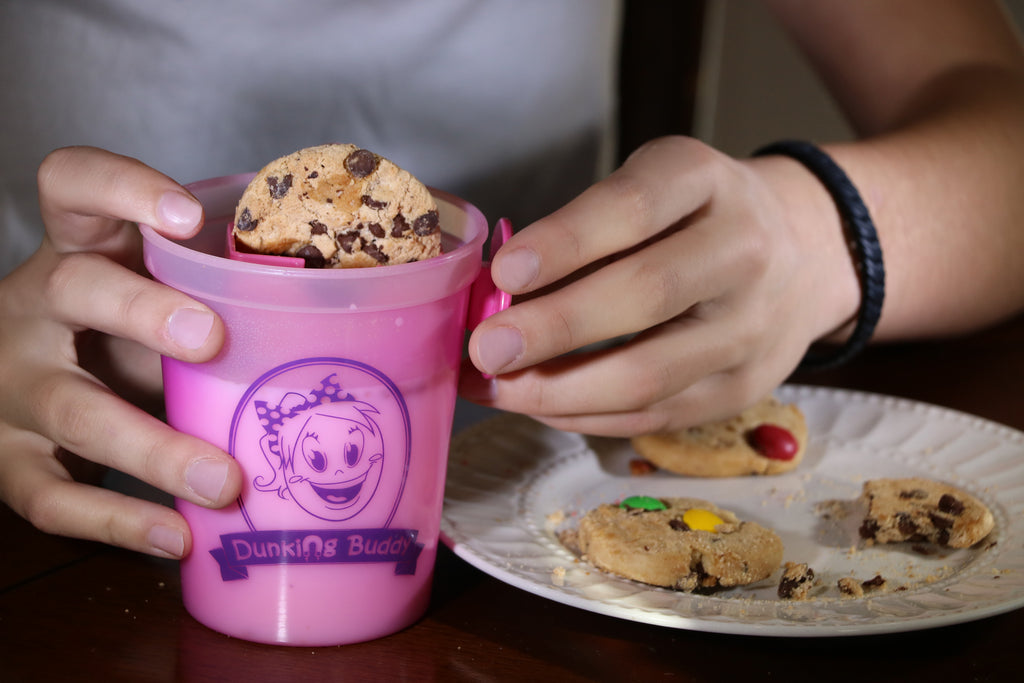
[778,562,816,600]
[837,574,886,599]
[546,510,566,528]
[552,566,566,587]
[837,577,864,598]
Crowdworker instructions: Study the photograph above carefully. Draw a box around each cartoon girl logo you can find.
[252,374,384,521]
[228,358,410,530]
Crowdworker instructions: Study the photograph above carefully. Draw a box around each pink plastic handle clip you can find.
[466,217,513,331]
[226,223,306,268]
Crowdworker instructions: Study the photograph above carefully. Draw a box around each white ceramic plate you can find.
[440,385,1024,637]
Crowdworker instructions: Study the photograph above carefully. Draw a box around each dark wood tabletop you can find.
[4,316,1024,682]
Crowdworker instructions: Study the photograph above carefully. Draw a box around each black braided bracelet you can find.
[753,140,885,371]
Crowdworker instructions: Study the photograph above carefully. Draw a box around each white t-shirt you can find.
[0,0,621,276]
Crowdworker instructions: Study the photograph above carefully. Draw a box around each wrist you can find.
[753,140,885,370]
[748,153,861,338]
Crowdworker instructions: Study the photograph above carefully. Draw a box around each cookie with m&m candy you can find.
[630,396,807,477]
[567,496,784,592]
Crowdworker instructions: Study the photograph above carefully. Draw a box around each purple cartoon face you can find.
[243,369,405,525]
[280,406,384,520]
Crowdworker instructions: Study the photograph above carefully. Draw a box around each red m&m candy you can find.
[746,424,799,461]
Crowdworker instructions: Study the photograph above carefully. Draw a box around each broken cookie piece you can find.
[778,562,816,600]
[838,574,886,599]
[858,478,994,549]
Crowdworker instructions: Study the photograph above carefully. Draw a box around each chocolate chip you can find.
[266,174,293,199]
[236,207,258,231]
[928,512,954,529]
[391,214,410,237]
[861,574,886,588]
[337,232,360,254]
[897,513,918,536]
[365,222,385,239]
[309,220,328,235]
[362,242,389,264]
[899,489,928,500]
[413,210,440,236]
[938,494,965,515]
[668,519,690,531]
[937,528,951,546]
[296,245,325,268]
[344,149,379,178]
[307,171,319,179]
[361,195,388,210]
[858,519,879,539]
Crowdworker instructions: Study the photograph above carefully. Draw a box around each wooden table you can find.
[4,318,1024,681]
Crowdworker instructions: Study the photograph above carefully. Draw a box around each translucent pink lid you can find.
[141,173,510,327]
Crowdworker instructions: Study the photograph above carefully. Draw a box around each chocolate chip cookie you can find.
[564,496,784,592]
[630,396,808,477]
[858,477,995,548]
[232,143,441,268]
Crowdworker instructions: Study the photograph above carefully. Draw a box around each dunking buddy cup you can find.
[141,174,508,646]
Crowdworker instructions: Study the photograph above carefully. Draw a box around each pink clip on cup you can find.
[141,173,509,646]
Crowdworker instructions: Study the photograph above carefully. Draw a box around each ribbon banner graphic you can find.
[211,528,423,581]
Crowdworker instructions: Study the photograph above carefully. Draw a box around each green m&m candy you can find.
[619,495,667,511]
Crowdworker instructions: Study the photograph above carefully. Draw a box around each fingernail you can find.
[186,458,229,504]
[148,524,185,558]
[157,191,203,234]
[476,326,523,375]
[495,248,539,292]
[168,308,214,350]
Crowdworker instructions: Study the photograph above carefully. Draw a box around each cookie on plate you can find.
[232,143,441,268]
[566,495,784,592]
[630,396,807,477]
[858,477,995,548]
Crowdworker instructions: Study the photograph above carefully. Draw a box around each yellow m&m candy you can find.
[682,508,725,532]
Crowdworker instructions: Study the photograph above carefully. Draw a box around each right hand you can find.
[0,146,242,558]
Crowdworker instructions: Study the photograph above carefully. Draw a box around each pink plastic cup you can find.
[141,173,507,646]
